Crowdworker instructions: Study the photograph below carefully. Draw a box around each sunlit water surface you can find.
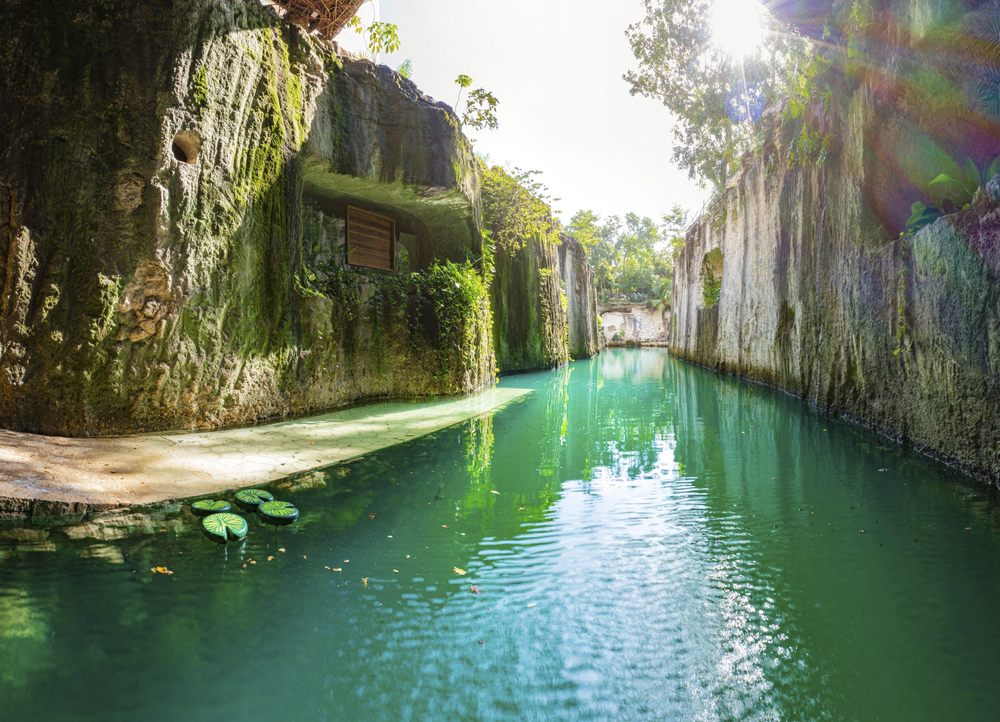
[3,350,1000,721]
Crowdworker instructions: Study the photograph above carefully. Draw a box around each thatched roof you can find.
[264,0,367,40]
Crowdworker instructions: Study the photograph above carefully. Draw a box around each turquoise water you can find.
[2,349,1000,721]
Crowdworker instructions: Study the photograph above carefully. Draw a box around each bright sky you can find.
[361,0,711,225]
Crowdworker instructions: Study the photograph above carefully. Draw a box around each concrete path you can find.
[0,388,531,515]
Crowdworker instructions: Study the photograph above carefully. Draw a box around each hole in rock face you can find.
[171,132,201,165]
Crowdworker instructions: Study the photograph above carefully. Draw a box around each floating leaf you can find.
[234,488,274,512]
[453,567,466,575]
[191,499,231,516]
[490,490,500,495]
[470,585,481,594]
[151,566,173,575]
[258,500,299,526]
[201,513,249,544]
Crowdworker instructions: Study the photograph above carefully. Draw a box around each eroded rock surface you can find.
[671,0,1000,482]
[0,0,487,435]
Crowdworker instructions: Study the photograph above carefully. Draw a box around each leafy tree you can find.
[624,0,805,188]
[480,163,558,253]
[454,76,500,131]
[454,75,473,108]
[347,1,400,63]
[463,88,500,131]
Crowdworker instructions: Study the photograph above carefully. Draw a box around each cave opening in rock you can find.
[171,132,201,165]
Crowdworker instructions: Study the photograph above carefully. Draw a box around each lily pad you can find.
[258,500,299,526]
[234,488,274,512]
[201,513,249,544]
[191,500,231,517]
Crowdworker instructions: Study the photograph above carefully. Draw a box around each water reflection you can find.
[2,350,1000,721]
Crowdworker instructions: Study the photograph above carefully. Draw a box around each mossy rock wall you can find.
[558,233,602,359]
[491,238,569,374]
[671,0,1000,482]
[0,0,489,435]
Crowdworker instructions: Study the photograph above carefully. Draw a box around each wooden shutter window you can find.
[346,206,396,271]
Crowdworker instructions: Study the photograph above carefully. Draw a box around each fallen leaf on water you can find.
[369,513,377,519]
[325,566,330,570]
[151,567,173,575]
[332,568,342,572]
[267,556,275,561]
[362,577,369,587]
[279,548,286,553]
[393,569,399,573]
[478,639,485,645]
[406,555,410,559]
[490,490,500,495]
[303,555,307,560]
[242,564,247,569]
[527,602,537,608]
[344,559,350,563]
[469,585,481,594]
[441,525,449,529]
[250,561,257,565]
[453,567,466,575]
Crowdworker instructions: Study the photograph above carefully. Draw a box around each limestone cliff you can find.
[0,0,489,435]
[671,0,1000,482]
[491,238,569,374]
[558,234,602,359]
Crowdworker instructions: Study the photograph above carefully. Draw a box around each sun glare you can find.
[710,0,767,61]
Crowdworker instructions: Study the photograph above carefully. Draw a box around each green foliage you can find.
[396,59,413,79]
[905,202,943,236]
[234,488,274,511]
[906,155,1000,234]
[191,500,231,517]
[302,259,492,384]
[192,66,209,110]
[463,88,500,131]
[258,500,299,526]
[701,248,723,308]
[453,76,500,131]
[367,22,401,59]
[347,2,400,62]
[454,74,473,108]
[480,163,558,252]
[201,513,248,544]
[702,279,722,307]
[571,206,686,300]
[625,0,807,188]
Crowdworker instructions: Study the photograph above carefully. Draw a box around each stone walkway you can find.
[0,388,531,517]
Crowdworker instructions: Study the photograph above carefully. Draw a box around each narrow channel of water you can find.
[2,349,1000,721]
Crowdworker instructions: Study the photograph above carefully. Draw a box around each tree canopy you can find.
[624,0,809,189]
[569,205,689,301]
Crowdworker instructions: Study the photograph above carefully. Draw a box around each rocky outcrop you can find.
[557,233,602,359]
[599,302,669,346]
[0,0,489,436]
[671,0,1000,482]
[491,238,569,373]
